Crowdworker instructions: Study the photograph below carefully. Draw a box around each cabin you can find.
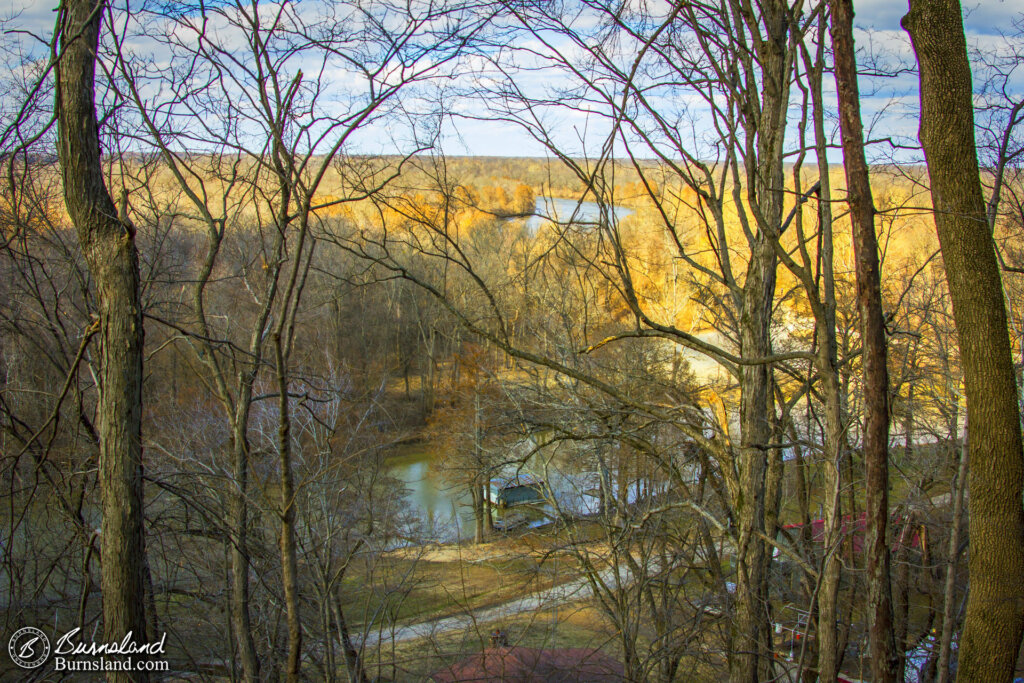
[487,475,547,508]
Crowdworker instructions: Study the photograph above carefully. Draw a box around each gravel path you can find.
[359,564,632,647]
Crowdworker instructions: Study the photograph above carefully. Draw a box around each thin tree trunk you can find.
[829,2,899,680]
[760,410,785,679]
[472,484,484,544]
[484,483,494,533]
[811,42,846,672]
[936,436,968,683]
[903,2,1024,680]
[817,356,845,683]
[228,403,261,681]
[322,597,335,683]
[473,389,485,543]
[55,3,149,680]
[893,512,915,683]
[334,598,367,683]
[275,333,302,683]
[903,381,915,461]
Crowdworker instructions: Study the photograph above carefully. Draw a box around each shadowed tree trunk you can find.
[903,2,1024,680]
[54,1,149,680]
[275,332,302,683]
[936,436,968,683]
[732,236,779,683]
[829,1,899,680]
[230,397,261,681]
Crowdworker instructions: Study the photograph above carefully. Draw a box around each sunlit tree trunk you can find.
[903,1,1024,679]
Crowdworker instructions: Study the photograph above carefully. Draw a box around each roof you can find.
[429,646,625,682]
[782,512,923,554]
[490,474,545,489]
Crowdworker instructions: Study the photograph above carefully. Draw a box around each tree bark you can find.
[903,3,1024,679]
[727,1,791,677]
[334,597,368,683]
[936,436,968,683]
[275,333,302,683]
[230,403,261,681]
[829,1,899,680]
[732,232,779,683]
[807,15,847,678]
[55,2,149,680]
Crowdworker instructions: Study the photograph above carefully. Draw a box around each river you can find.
[524,196,634,234]
[385,196,681,542]
[386,439,668,542]
[386,445,475,540]
[386,444,562,542]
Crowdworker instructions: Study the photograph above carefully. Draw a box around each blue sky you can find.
[442,0,1022,158]
[3,0,1019,159]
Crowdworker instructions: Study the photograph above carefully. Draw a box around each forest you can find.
[0,0,1022,681]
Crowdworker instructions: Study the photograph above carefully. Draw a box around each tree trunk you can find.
[829,1,899,679]
[334,598,368,683]
[903,2,1024,680]
[472,484,484,544]
[903,381,915,461]
[275,333,302,683]
[816,350,846,683]
[484,483,494,533]
[229,415,260,681]
[731,237,778,683]
[55,3,148,680]
[893,513,915,683]
[728,0,791,672]
[936,436,968,683]
[473,390,485,543]
[809,36,846,673]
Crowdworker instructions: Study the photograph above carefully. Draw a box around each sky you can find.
[445,0,1020,160]
[2,0,1020,159]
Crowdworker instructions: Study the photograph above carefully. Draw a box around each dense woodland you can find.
[1,0,1023,681]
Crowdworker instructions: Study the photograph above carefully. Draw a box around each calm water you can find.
[386,447,475,540]
[386,446,559,541]
[386,442,648,541]
[524,197,634,234]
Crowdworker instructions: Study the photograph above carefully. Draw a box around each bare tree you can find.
[54,2,149,680]
[103,0,493,676]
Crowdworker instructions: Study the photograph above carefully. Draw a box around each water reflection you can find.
[386,445,557,542]
[386,447,473,541]
[524,196,634,234]
[386,442,669,542]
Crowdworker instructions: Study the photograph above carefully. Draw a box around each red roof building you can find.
[429,646,626,682]
[782,512,924,555]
